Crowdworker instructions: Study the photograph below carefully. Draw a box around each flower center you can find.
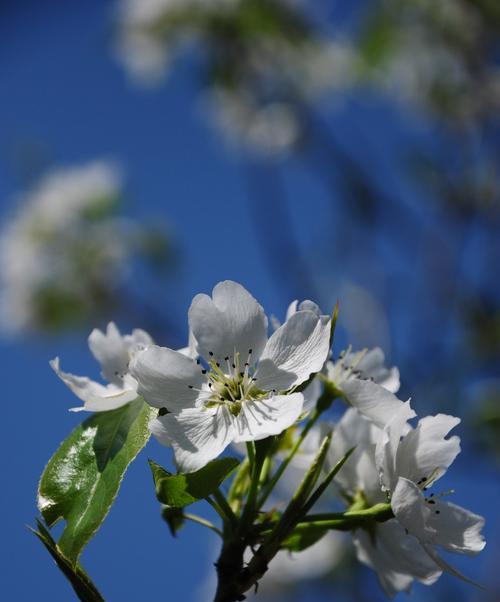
[196,349,269,417]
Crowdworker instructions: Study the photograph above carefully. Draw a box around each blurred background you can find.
[1,0,499,600]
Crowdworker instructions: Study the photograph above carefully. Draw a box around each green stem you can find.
[239,443,264,531]
[183,513,223,538]
[258,454,272,488]
[208,491,238,530]
[227,457,250,515]
[257,408,320,508]
[259,503,394,534]
[299,446,355,517]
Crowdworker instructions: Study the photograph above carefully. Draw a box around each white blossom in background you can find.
[251,531,345,595]
[363,0,500,122]
[130,280,331,472]
[328,404,485,595]
[116,0,240,85]
[51,322,153,412]
[115,0,357,154]
[0,162,129,334]
[198,530,345,602]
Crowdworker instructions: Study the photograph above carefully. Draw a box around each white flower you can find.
[377,408,486,585]
[329,405,486,594]
[130,280,331,472]
[51,322,152,412]
[325,346,404,428]
[0,161,127,334]
[328,407,443,596]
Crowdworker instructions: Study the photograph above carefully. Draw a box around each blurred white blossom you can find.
[115,0,357,153]
[0,161,130,334]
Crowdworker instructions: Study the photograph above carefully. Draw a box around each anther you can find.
[209,351,214,356]
[435,510,440,514]
[201,369,207,374]
[224,356,229,361]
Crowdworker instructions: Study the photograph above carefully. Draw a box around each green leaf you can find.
[161,506,185,537]
[282,525,327,552]
[30,519,104,602]
[38,399,156,565]
[149,457,240,508]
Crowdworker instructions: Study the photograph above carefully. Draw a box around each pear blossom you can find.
[51,322,152,412]
[130,280,331,472]
[328,407,443,595]
[328,405,485,595]
[285,298,405,425]
[116,0,356,154]
[324,346,404,428]
[0,161,128,334]
[376,407,486,585]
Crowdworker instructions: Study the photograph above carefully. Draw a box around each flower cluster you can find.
[0,162,128,334]
[51,280,485,596]
[115,0,356,154]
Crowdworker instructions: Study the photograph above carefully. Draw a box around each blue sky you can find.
[1,1,499,601]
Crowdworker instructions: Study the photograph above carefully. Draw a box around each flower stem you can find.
[259,503,394,534]
[183,513,223,538]
[208,490,238,530]
[239,443,264,532]
[257,408,320,508]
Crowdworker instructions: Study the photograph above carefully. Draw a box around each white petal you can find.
[188,280,268,365]
[356,348,400,393]
[375,402,416,491]
[301,377,322,414]
[394,414,461,488]
[425,500,485,555]
[423,544,484,588]
[327,408,383,501]
[88,322,129,385]
[391,477,436,542]
[256,310,331,391]
[150,406,235,473]
[354,520,441,597]
[285,299,323,321]
[232,393,304,442]
[341,379,410,429]
[285,300,298,321]
[129,345,204,411]
[124,328,153,354]
[50,357,137,412]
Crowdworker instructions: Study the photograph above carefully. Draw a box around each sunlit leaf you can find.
[38,399,156,565]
